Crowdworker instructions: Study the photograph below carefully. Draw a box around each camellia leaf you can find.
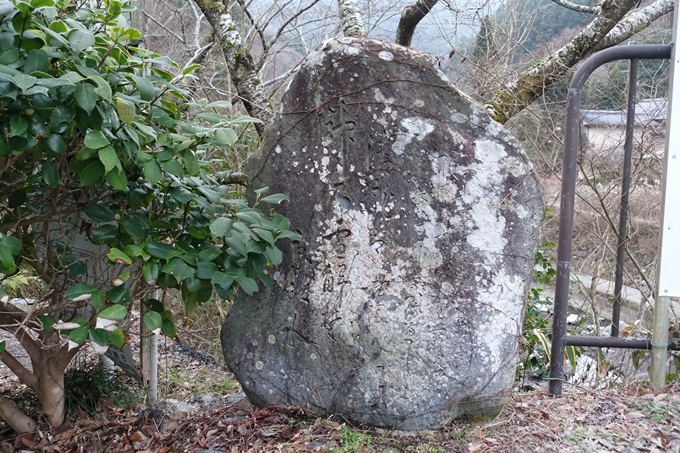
[65,283,97,299]
[38,315,56,331]
[84,204,115,222]
[91,291,105,309]
[143,311,162,331]
[212,128,238,146]
[74,83,97,113]
[68,326,89,345]
[161,318,176,338]
[198,247,221,262]
[234,275,259,296]
[107,247,132,265]
[121,218,144,239]
[253,228,275,245]
[10,116,27,137]
[142,261,159,284]
[69,29,95,52]
[91,224,118,245]
[182,63,203,75]
[160,158,183,177]
[260,194,290,205]
[0,236,21,256]
[209,217,232,238]
[89,328,109,346]
[89,75,111,101]
[84,130,110,149]
[109,328,124,347]
[78,159,105,186]
[106,167,127,191]
[184,294,197,317]
[143,159,161,184]
[45,134,65,155]
[132,75,155,101]
[116,97,135,125]
[98,145,119,173]
[25,48,48,74]
[182,150,200,175]
[145,242,174,259]
[0,249,14,274]
[98,304,127,320]
[13,73,36,92]
[106,286,130,304]
[205,100,232,109]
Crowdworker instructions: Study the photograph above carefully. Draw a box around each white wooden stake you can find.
[141,290,158,404]
[651,0,680,390]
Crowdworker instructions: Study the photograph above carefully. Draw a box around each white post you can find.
[651,0,680,391]
[140,290,159,404]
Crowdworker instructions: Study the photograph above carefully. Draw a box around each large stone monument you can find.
[221,37,544,430]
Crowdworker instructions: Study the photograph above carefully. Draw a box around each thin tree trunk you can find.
[485,0,640,124]
[1,320,79,431]
[337,0,366,37]
[395,0,438,47]
[194,1,272,138]
[35,366,67,428]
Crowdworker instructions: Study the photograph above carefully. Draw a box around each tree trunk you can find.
[1,314,78,432]
[485,0,640,124]
[337,0,366,37]
[35,362,68,428]
[395,0,438,47]
[194,1,272,138]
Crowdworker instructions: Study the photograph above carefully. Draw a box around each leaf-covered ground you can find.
[2,345,680,452]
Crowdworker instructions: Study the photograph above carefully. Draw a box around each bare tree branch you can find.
[266,0,323,61]
[550,0,599,14]
[171,42,214,83]
[485,0,640,124]
[338,0,366,37]
[396,0,439,47]
[595,0,673,51]
[0,348,38,391]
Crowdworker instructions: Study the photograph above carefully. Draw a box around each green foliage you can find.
[0,0,299,355]
[520,239,582,383]
[0,268,39,297]
[337,426,372,453]
[493,0,594,55]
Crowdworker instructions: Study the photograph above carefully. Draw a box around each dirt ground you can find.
[2,341,680,453]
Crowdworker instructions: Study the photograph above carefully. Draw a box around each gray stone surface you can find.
[221,37,544,430]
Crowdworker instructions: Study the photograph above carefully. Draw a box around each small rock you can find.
[188,394,217,407]
[140,398,196,434]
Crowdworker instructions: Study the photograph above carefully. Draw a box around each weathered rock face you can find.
[221,37,544,430]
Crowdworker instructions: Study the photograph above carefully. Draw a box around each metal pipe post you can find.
[548,45,671,396]
[612,58,639,337]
